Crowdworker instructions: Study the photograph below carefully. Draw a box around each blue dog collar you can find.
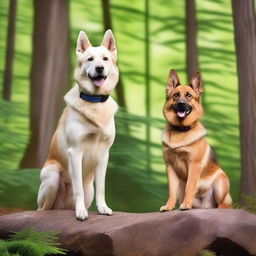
[80,91,109,103]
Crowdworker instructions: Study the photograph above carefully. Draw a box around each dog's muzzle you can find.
[173,101,192,119]
[88,73,107,87]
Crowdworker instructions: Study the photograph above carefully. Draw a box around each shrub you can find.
[199,250,216,256]
[233,193,256,214]
[0,228,66,256]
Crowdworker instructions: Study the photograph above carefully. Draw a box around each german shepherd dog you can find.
[160,70,232,211]
[37,30,119,220]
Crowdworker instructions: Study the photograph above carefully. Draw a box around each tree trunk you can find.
[101,0,126,108]
[3,0,17,101]
[231,0,256,200]
[185,0,198,81]
[20,0,70,168]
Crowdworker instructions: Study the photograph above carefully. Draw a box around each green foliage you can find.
[0,0,241,212]
[199,250,217,256]
[0,99,29,171]
[0,169,39,209]
[233,193,256,214]
[97,108,167,212]
[0,229,66,256]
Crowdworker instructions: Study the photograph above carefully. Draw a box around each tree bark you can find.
[185,0,198,81]
[3,0,17,101]
[20,0,70,168]
[231,0,256,200]
[101,0,126,108]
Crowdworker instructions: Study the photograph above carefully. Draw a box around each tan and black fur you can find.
[160,70,232,211]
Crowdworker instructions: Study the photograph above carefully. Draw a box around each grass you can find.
[0,0,241,212]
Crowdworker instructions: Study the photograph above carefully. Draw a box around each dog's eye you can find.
[186,92,192,98]
[103,57,108,61]
[173,92,180,98]
[87,57,93,61]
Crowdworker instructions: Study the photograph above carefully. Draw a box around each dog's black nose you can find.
[176,101,188,112]
[96,66,104,73]
[177,101,186,108]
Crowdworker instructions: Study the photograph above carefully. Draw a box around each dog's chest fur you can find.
[162,123,206,181]
[59,85,118,173]
[163,144,189,181]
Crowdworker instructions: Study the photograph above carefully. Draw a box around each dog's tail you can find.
[37,163,60,210]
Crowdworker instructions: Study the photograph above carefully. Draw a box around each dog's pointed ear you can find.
[166,69,180,97]
[76,31,91,55]
[102,29,116,54]
[189,72,203,96]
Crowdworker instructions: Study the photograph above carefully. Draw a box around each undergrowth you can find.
[0,228,66,256]
[233,193,256,214]
[199,250,216,256]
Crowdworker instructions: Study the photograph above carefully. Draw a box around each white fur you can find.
[75,30,118,95]
[64,103,116,219]
[37,30,118,220]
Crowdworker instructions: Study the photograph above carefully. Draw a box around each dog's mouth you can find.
[89,74,107,87]
[173,103,192,119]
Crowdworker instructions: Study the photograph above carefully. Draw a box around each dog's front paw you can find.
[75,207,88,221]
[97,204,112,216]
[179,202,192,211]
[160,204,174,212]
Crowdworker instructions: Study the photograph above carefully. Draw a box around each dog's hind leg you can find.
[84,175,94,209]
[193,187,217,209]
[213,170,232,208]
[37,164,60,210]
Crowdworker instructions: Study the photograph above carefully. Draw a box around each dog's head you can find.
[163,69,203,127]
[74,30,119,95]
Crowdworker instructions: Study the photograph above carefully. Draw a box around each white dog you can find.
[37,30,119,220]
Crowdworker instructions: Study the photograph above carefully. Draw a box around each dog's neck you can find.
[170,125,191,132]
[162,122,206,149]
[79,91,109,103]
[64,85,118,128]
[169,120,201,133]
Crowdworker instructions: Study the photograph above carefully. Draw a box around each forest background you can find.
[0,0,255,213]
